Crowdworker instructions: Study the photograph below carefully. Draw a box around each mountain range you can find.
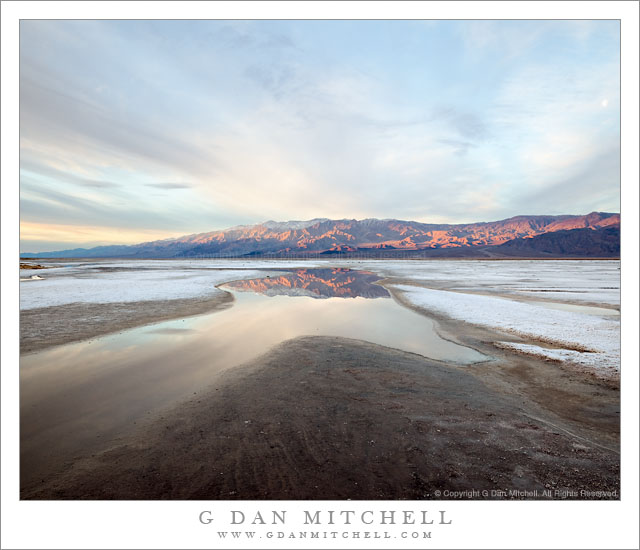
[23,212,620,259]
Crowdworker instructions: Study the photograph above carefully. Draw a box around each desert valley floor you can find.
[18,259,620,499]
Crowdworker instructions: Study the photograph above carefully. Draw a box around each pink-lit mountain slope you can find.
[25,212,620,258]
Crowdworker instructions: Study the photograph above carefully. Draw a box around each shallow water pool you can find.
[20,268,485,487]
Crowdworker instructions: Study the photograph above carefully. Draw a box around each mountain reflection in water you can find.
[222,268,389,299]
[21,266,488,489]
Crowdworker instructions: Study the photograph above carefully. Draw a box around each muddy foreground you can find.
[22,332,619,500]
[20,293,233,354]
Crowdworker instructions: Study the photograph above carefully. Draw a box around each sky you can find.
[19,20,620,252]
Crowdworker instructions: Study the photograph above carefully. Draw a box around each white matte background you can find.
[2,2,638,549]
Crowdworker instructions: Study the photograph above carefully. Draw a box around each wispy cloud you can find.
[144,182,193,190]
[20,221,177,248]
[19,20,620,251]
[77,179,121,189]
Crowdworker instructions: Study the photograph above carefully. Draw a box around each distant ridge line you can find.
[23,212,620,259]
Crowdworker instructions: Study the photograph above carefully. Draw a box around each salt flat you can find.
[19,258,621,500]
[392,284,619,377]
[348,259,620,307]
[19,261,283,310]
[21,258,620,308]
[20,259,620,378]
[346,259,620,377]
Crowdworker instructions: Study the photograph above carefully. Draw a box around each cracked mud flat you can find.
[22,335,619,500]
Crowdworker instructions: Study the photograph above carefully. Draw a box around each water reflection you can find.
[21,273,487,490]
[222,268,389,299]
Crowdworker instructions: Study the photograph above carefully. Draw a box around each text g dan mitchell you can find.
[199,509,452,526]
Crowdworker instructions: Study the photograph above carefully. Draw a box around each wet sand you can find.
[19,276,619,500]
[384,279,620,385]
[20,293,233,354]
[22,333,619,500]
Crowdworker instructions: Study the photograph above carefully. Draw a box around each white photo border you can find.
[2,2,638,549]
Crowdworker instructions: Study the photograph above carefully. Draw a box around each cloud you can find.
[458,20,548,62]
[20,221,183,252]
[18,20,620,252]
[20,72,219,180]
[144,182,193,190]
[437,139,477,157]
[432,106,488,141]
[205,22,296,53]
[21,158,121,188]
[20,175,211,233]
[488,59,620,190]
[77,179,121,189]
[244,63,299,100]
[515,145,620,214]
